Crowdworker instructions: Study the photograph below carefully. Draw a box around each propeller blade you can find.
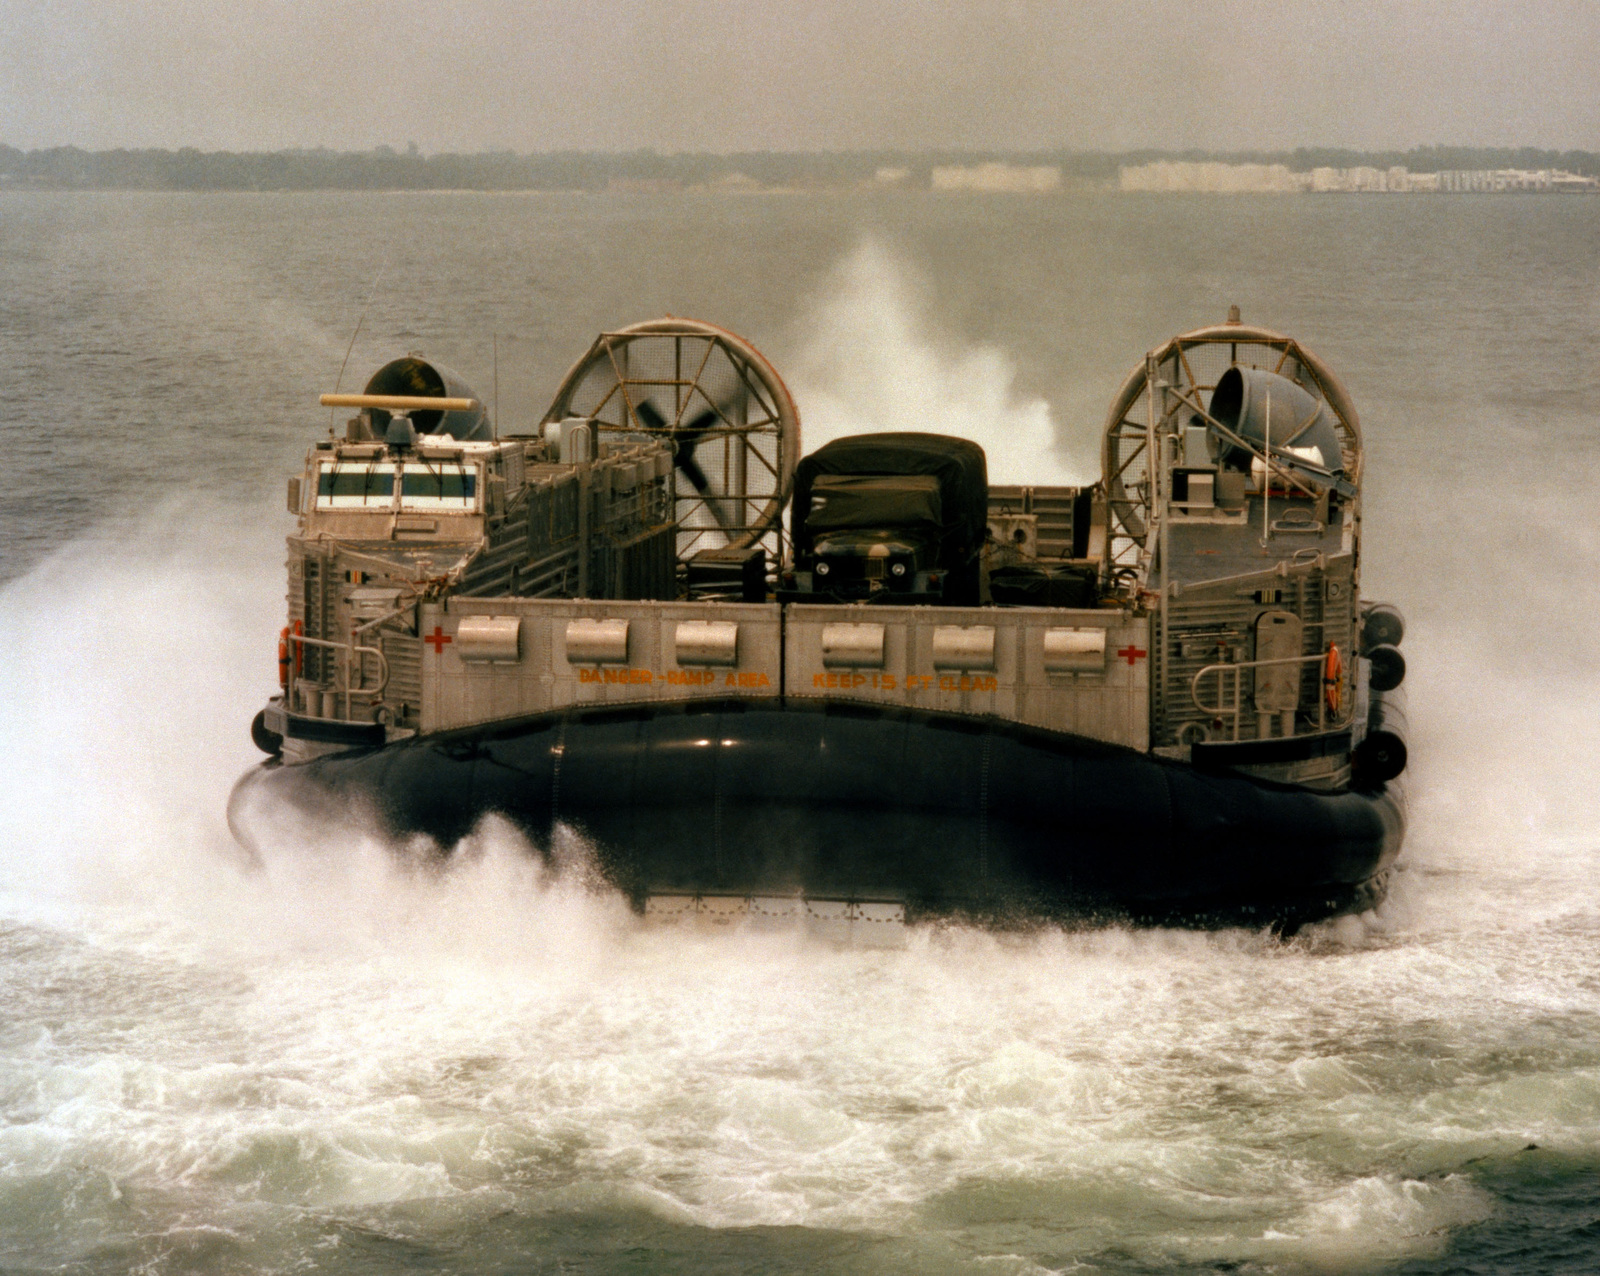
[671,406,719,461]
[633,399,733,530]
[675,406,730,528]
[678,453,714,497]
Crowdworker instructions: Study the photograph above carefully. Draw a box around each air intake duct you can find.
[1209,367,1348,493]
[363,357,490,441]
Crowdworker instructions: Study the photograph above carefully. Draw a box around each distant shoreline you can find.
[3,144,1598,193]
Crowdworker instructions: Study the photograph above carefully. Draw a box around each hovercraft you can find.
[230,313,1407,929]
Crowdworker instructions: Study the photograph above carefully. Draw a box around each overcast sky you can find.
[3,0,1596,153]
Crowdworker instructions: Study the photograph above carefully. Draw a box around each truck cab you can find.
[783,433,989,605]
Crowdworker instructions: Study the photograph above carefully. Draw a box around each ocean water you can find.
[1,188,1599,1273]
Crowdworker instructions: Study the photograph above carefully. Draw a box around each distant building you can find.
[1312,166,1455,193]
[874,166,911,185]
[1439,170,1488,192]
[1352,166,1388,192]
[1434,169,1598,193]
[1552,171,1600,192]
[1311,166,1394,192]
[605,177,683,194]
[1122,162,1600,196]
[708,171,766,193]
[932,163,1062,193]
[1118,162,1309,193]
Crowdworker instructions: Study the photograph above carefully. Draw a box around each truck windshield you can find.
[401,463,477,511]
[316,463,395,509]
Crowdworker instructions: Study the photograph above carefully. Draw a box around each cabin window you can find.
[316,463,395,509]
[401,463,477,511]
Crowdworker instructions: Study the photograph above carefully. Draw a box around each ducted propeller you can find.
[634,398,724,523]
[539,318,800,556]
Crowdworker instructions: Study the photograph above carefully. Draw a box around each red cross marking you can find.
[1117,644,1148,666]
[424,625,453,654]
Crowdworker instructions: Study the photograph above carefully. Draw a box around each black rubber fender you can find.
[1367,643,1406,692]
[232,699,1408,927]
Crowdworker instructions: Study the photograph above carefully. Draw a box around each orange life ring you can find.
[277,627,291,687]
[1323,644,1343,714]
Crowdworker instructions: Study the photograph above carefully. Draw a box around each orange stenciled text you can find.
[814,671,995,693]
[724,671,772,688]
[939,674,997,692]
[813,672,867,689]
[667,669,718,686]
[578,667,654,685]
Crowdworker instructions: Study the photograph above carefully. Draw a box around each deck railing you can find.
[289,631,390,721]
[1191,649,1339,741]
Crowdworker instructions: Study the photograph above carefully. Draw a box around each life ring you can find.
[1323,644,1343,714]
[277,627,291,687]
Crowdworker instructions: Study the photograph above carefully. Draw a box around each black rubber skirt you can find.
[230,699,1405,928]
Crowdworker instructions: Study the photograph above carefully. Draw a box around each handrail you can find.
[288,631,390,720]
[1168,553,1324,598]
[1191,649,1339,741]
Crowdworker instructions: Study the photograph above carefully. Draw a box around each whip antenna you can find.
[329,260,390,429]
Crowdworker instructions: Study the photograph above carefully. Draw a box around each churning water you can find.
[2,189,1599,1273]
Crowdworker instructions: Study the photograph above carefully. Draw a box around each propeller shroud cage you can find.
[541,318,801,564]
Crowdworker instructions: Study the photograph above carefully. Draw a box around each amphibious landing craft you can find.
[230,313,1407,929]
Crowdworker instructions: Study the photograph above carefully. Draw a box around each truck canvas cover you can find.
[804,475,943,536]
[791,433,989,558]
